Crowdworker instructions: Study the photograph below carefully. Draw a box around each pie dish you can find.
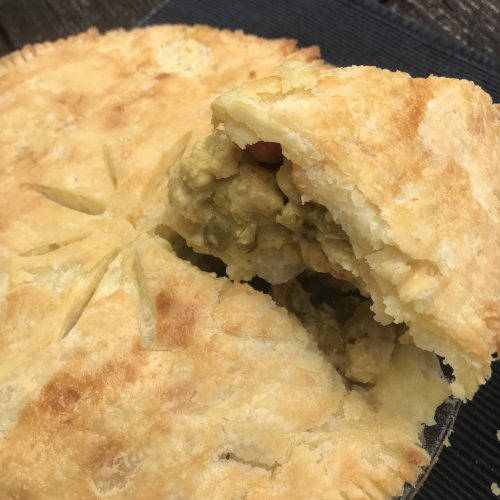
[0,25,495,499]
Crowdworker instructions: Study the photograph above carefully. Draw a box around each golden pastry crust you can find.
[0,25,319,248]
[1,234,449,499]
[211,63,500,399]
[0,27,450,499]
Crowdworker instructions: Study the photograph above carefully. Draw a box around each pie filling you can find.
[168,130,418,386]
[169,130,359,285]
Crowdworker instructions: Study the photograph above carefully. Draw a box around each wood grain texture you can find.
[380,0,500,57]
[0,0,499,59]
[0,0,163,56]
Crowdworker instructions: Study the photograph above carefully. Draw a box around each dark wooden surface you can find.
[381,0,500,58]
[0,0,499,59]
[0,0,164,56]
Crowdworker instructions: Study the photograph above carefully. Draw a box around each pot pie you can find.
[0,25,494,499]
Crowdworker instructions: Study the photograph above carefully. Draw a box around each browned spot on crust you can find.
[405,445,429,467]
[89,440,123,471]
[248,70,257,79]
[54,92,87,116]
[31,360,141,423]
[86,438,142,494]
[158,382,197,415]
[0,355,150,491]
[155,291,197,348]
[41,378,81,415]
[408,79,433,136]
[155,72,171,80]
[109,104,127,128]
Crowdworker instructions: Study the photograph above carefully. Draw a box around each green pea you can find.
[235,223,257,252]
[212,191,228,207]
[277,204,302,231]
[203,214,233,250]
[212,191,228,208]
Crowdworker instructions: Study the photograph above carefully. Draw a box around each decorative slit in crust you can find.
[18,234,91,257]
[58,248,119,340]
[102,144,118,189]
[140,132,192,202]
[132,250,157,349]
[23,183,106,216]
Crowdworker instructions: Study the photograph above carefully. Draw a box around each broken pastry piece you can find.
[169,63,500,400]
[0,235,450,499]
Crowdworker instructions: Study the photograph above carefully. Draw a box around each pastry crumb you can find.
[491,483,500,496]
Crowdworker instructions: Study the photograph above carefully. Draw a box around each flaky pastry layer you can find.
[211,63,500,399]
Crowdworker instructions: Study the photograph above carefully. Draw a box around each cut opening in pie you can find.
[165,106,498,402]
[167,130,448,389]
[169,130,360,287]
